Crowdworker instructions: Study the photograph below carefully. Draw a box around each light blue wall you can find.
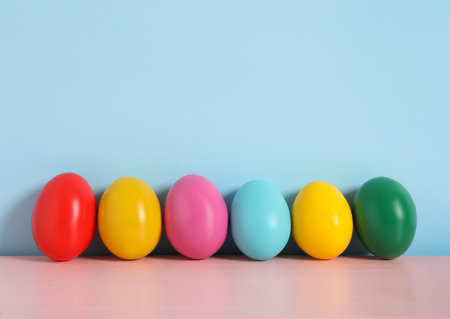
[1,0,449,256]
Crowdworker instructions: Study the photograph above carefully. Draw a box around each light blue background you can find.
[1,0,449,256]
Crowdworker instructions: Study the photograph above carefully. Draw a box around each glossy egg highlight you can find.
[292,181,353,259]
[98,177,162,260]
[164,174,228,259]
[231,180,291,260]
[353,177,416,259]
[32,173,96,261]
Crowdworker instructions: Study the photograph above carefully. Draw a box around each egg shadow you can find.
[281,190,306,255]
[82,190,110,256]
[342,187,369,256]
[152,186,178,255]
[0,187,41,255]
[216,189,241,255]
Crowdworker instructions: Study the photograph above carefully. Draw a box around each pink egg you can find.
[164,174,228,259]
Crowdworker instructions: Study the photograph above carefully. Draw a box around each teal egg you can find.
[231,180,291,260]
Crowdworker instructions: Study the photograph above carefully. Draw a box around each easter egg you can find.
[98,177,162,260]
[292,181,353,259]
[353,177,416,259]
[231,180,291,260]
[32,173,96,261]
[164,174,228,259]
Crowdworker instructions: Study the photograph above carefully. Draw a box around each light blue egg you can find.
[231,180,291,260]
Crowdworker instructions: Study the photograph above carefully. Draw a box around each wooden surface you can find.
[0,256,449,318]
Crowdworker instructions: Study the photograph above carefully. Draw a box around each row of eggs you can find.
[32,173,417,261]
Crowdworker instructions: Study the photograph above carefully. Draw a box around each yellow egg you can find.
[98,177,162,260]
[292,181,353,259]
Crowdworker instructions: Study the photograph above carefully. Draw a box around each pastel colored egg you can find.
[98,177,162,260]
[231,180,291,261]
[292,181,353,259]
[164,174,228,259]
[353,177,416,259]
[32,173,96,261]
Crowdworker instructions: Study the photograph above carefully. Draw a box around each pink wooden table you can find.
[0,256,448,318]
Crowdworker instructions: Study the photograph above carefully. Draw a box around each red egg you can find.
[32,173,96,261]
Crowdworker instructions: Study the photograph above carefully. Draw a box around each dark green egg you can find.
[353,177,416,259]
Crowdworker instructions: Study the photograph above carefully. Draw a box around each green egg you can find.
[353,177,417,259]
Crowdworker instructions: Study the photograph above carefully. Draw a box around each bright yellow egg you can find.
[98,177,162,260]
[292,181,353,259]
